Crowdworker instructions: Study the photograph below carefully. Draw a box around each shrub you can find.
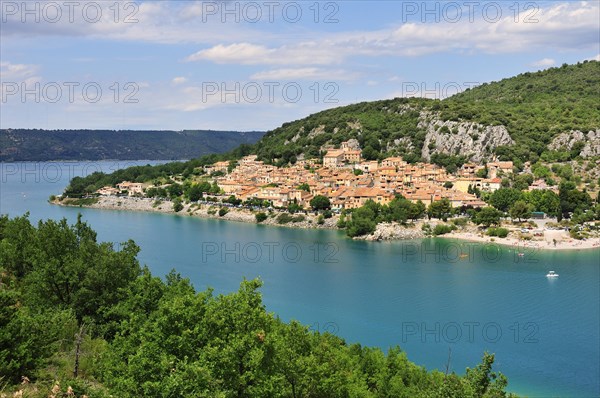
[487,227,509,238]
[218,207,229,217]
[569,229,584,240]
[317,215,325,225]
[255,212,268,223]
[346,217,376,237]
[64,197,99,206]
[172,199,183,212]
[433,224,455,236]
[421,223,432,235]
[450,217,469,227]
[277,213,294,224]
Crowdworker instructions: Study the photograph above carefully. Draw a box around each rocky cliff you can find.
[419,112,514,162]
[549,130,600,158]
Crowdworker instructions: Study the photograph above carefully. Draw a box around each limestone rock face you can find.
[360,222,425,241]
[549,130,600,158]
[342,138,361,150]
[307,125,327,139]
[420,112,514,162]
[346,121,363,131]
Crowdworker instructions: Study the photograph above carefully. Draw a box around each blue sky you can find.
[1,0,599,131]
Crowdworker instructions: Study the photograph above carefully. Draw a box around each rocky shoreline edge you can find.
[52,196,600,250]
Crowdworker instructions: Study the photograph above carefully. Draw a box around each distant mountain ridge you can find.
[0,129,266,161]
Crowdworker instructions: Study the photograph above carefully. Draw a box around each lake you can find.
[1,161,598,397]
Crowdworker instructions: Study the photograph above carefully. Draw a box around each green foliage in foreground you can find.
[473,207,503,228]
[172,198,184,212]
[0,214,517,398]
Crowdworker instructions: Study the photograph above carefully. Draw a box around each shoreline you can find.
[55,196,341,231]
[438,232,600,251]
[54,196,600,251]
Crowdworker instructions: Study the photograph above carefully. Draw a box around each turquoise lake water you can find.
[1,161,598,397]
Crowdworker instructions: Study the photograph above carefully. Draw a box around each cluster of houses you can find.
[97,141,541,211]
[96,181,144,197]
[96,144,520,209]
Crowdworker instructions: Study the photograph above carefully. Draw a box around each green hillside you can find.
[440,61,600,160]
[253,60,599,166]
[255,97,431,165]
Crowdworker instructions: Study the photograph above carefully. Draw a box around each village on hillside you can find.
[96,140,555,212]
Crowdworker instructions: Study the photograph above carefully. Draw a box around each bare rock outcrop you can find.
[419,112,514,162]
[359,222,425,241]
[549,130,600,158]
[342,138,361,150]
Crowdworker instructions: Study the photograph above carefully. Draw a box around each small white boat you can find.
[546,271,559,278]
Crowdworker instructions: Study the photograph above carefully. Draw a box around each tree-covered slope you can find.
[440,61,600,160]
[252,60,600,166]
[255,97,431,165]
[0,129,265,161]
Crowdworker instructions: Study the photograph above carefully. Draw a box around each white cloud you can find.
[589,54,600,61]
[187,43,273,63]
[531,58,556,67]
[186,2,600,66]
[3,1,598,60]
[0,1,270,45]
[172,77,188,85]
[0,61,39,80]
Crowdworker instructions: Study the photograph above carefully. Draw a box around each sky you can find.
[1,0,599,131]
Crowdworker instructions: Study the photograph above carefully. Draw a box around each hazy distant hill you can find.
[0,129,265,161]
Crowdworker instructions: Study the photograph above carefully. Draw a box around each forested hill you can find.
[0,129,265,161]
[253,60,599,167]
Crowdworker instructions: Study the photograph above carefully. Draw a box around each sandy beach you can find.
[55,196,600,251]
[445,230,600,251]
